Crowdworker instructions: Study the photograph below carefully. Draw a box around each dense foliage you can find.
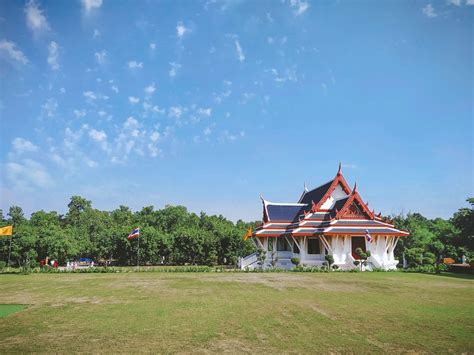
[393,198,474,266]
[0,196,472,269]
[0,196,256,267]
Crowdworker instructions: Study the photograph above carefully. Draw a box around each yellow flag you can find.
[244,227,252,241]
[0,225,13,236]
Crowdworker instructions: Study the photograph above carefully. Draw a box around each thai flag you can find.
[128,228,140,240]
[365,229,373,243]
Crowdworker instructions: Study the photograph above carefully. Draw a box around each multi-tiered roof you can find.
[254,164,409,238]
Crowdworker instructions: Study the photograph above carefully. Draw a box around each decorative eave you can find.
[311,164,352,213]
[333,184,375,220]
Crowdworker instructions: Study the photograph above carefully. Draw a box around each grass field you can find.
[0,272,472,353]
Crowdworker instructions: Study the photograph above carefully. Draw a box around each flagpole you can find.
[137,232,140,271]
[7,235,13,267]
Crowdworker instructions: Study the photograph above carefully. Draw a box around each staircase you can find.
[238,252,259,270]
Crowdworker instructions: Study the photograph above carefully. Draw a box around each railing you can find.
[238,252,258,269]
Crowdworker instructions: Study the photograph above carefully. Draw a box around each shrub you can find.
[290,257,300,266]
[0,261,6,271]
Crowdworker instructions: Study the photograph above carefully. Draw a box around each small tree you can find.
[256,248,266,269]
[325,254,334,271]
[270,251,278,268]
[354,248,371,271]
[290,257,300,267]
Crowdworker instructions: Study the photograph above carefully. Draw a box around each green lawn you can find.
[0,272,472,353]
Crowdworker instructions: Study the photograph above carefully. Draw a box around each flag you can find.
[244,227,252,241]
[365,229,373,243]
[127,227,140,240]
[0,225,13,237]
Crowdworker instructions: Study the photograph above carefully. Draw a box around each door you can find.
[351,236,366,259]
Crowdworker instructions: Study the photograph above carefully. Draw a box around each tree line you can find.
[0,196,257,268]
[0,196,472,268]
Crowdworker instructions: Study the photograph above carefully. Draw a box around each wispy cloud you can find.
[289,0,309,16]
[82,0,103,13]
[47,41,59,70]
[128,96,140,104]
[422,4,437,17]
[176,21,188,38]
[95,50,106,65]
[12,138,38,154]
[7,159,54,189]
[0,40,28,65]
[169,62,181,77]
[41,98,58,118]
[144,82,156,95]
[235,40,245,62]
[24,0,50,35]
[128,60,143,69]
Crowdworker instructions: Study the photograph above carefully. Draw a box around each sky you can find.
[0,0,472,222]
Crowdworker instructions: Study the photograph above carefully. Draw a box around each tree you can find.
[324,254,334,271]
[354,248,371,271]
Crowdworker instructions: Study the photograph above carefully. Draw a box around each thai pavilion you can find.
[239,165,409,270]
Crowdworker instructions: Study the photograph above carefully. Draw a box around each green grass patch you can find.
[0,273,472,353]
[0,304,26,318]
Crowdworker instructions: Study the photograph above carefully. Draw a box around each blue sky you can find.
[0,0,472,221]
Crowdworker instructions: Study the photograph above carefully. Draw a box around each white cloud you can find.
[47,41,59,70]
[95,50,106,65]
[24,0,50,35]
[235,40,245,62]
[111,85,119,93]
[128,60,143,69]
[197,108,212,117]
[89,128,107,142]
[176,22,188,38]
[41,98,58,118]
[98,110,106,117]
[149,43,156,50]
[7,159,54,189]
[203,127,212,136]
[74,109,86,118]
[422,4,437,17]
[467,0,474,5]
[12,138,38,154]
[144,83,156,95]
[85,159,98,168]
[222,130,245,142]
[0,40,28,65]
[289,0,309,16]
[150,131,160,142]
[124,116,139,129]
[169,62,181,77]
[93,29,100,38]
[447,0,461,5]
[83,91,97,100]
[82,0,102,13]
[83,91,109,102]
[128,96,140,104]
[169,106,185,119]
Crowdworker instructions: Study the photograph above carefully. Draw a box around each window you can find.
[308,238,321,254]
[293,242,300,254]
[277,237,291,251]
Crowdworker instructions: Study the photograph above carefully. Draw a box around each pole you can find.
[137,234,140,271]
[7,235,13,267]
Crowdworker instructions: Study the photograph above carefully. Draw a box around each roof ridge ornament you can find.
[337,162,342,175]
[352,181,357,193]
[304,181,308,192]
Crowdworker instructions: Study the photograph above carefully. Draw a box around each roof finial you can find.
[337,162,342,175]
[259,194,265,202]
[304,181,308,192]
[352,181,357,193]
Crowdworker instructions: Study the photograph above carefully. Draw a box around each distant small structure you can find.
[239,164,409,270]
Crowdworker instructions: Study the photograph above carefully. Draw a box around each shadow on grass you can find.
[422,272,474,281]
